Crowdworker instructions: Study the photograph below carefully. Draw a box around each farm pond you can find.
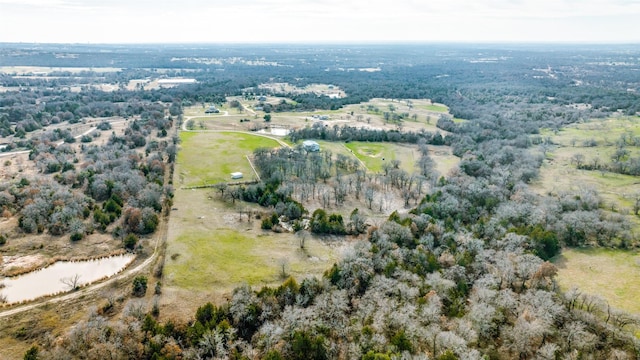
[0,254,134,304]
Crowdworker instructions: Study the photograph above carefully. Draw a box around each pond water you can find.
[257,127,290,136]
[0,254,135,304]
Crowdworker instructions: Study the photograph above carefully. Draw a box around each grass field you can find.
[419,104,449,113]
[163,131,344,319]
[345,141,418,173]
[534,116,640,228]
[554,248,640,314]
[177,132,281,187]
[182,97,453,136]
[166,225,337,290]
[162,189,341,319]
[428,145,460,178]
[539,116,640,317]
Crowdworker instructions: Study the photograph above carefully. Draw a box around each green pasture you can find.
[164,190,338,292]
[345,141,418,174]
[543,116,640,146]
[419,104,449,113]
[554,248,640,314]
[167,229,274,289]
[177,131,281,187]
[535,116,640,229]
[166,228,335,290]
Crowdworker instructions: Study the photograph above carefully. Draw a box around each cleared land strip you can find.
[181,179,259,190]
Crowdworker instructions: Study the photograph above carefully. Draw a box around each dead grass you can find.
[554,248,640,314]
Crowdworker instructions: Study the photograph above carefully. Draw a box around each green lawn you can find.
[166,228,336,291]
[419,104,449,113]
[345,141,417,174]
[166,229,276,289]
[177,132,281,187]
[554,248,640,314]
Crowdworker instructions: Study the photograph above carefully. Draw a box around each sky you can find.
[0,0,639,44]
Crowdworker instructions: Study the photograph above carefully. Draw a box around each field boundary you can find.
[181,180,259,190]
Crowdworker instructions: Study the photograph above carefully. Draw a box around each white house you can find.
[231,172,243,179]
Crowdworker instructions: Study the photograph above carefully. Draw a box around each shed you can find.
[302,140,320,152]
[230,172,243,179]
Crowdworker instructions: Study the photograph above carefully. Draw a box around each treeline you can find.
[288,122,446,145]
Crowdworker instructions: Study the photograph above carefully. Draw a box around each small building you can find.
[303,140,320,152]
[319,115,330,120]
[231,172,243,179]
[258,96,267,102]
[205,106,220,114]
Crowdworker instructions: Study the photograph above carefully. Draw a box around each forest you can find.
[0,43,640,359]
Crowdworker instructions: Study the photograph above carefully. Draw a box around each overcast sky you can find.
[1,0,639,43]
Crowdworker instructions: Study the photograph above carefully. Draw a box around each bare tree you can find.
[278,258,289,279]
[60,274,82,291]
[296,230,310,249]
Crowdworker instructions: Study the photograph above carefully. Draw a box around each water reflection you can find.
[0,254,134,304]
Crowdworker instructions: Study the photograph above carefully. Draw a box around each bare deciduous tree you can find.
[60,273,82,291]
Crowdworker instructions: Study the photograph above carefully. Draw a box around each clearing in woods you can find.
[541,116,640,316]
[554,248,640,315]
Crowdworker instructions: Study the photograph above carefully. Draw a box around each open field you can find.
[163,99,460,318]
[417,103,449,113]
[345,141,417,174]
[166,205,337,290]
[534,116,640,227]
[183,97,452,136]
[538,116,640,317]
[161,184,342,319]
[428,145,460,178]
[554,248,640,314]
[177,132,281,187]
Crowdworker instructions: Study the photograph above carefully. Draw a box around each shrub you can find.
[70,232,83,242]
[132,276,148,297]
[23,345,39,360]
[124,233,138,250]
